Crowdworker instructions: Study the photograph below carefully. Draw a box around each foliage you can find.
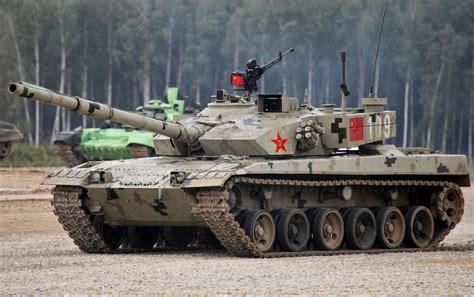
[0,0,472,160]
[0,143,63,167]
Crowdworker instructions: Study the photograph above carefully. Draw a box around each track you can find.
[51,178,469,257]
[54,143,85,167]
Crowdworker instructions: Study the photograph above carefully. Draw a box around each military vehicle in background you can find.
[9,45,469,257]
[53,87,194,167]
[0,121,23,161]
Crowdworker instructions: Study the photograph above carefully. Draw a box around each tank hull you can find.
[44,145,468,231]
[0,121,23,161]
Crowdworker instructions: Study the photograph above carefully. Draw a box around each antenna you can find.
[368,0,389,98]
[340,51,349,113]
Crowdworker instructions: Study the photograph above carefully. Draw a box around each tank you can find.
[9,51,469,257]
[53,88,193,167]
[0,121,23,161]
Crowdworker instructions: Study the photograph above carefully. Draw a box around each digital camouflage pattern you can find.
[9,74,469,256]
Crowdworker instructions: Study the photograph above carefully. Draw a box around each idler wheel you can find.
[277,209,310,252]
[243,210,275,252]
[127,226,163,248]
[228,185,243,215]
[345,208,376,250]
[405,206,434,248]
[312,208,344,251]
[430,186,464,227]
[93,216,126,250]
[163,227,198,248]
[375,207,405,249]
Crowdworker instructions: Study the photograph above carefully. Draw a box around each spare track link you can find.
[196,178,466,258]
[54,143,84,167]
[52,186,114,253]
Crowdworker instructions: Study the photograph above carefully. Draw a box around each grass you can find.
[0,143,63,167]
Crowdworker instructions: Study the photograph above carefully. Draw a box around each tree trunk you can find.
[357,45,365,104]
[51,2,67,144]
[282,59,287,95]
[176,35,184,89]
[402,69,410,147]
[324,62,330,104]
[196,85,201,106]
[469,49,473,166]
[374,61,380,98]
[8,15,33,144]
[81,65,88,128]
[143,62,151,104]
[456,112,464,154]
[33,17,41,147]
[307,44,313,105]
[426,61,445,147]
[165,19,174,91]
[106,23,113,106]
[233,29,240,70]
[66,73,71,131]
[441,99,449,153]
[409,79,414,146]
[441,69,453,153]
[469,104,473,166]
[81,18,89,129]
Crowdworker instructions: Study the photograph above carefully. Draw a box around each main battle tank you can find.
[9,51,469,257]
[0,121,23,161]
[53,87,192,167]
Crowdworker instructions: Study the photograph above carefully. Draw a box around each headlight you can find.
[90,171,103,183]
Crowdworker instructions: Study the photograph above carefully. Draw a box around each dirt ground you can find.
[0,168,473,295]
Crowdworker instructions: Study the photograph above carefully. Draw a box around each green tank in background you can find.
[0,121,23,161]
[9,47,470,257]
[53,87,194,167]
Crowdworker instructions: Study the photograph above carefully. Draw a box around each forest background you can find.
[0,0,472,166]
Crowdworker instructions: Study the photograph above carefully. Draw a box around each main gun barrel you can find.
[9,82,199,142]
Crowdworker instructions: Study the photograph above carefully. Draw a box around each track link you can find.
[196,178,466,258]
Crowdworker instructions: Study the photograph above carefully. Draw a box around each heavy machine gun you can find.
[231,48,294,95]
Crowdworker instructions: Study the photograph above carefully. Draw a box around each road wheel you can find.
[128,226,163,248]
[277,209,310,252]
[243,210,275,252]
[375,207,405,249]
[405,206,434,248]
[312,208,344,250]
[163,227,198,248]
[345,208,376,250]
[93,216,126,250]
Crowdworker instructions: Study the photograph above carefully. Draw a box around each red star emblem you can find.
[271,132,288,153]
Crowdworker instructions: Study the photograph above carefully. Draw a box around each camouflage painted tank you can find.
[53,88,191,167]
[9,51,469,257]
[0,121,23,161]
